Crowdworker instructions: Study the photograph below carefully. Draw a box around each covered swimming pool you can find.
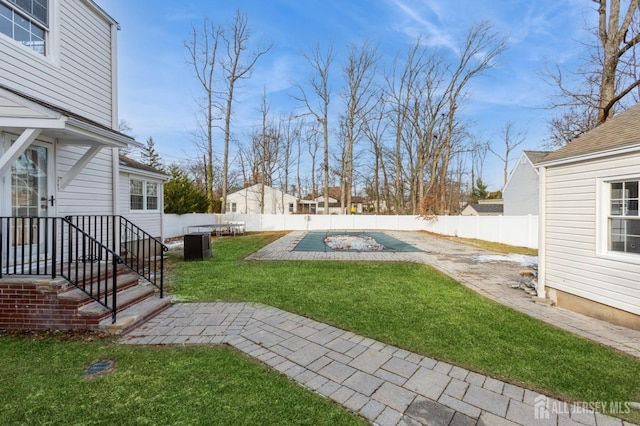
[293,231,423,253]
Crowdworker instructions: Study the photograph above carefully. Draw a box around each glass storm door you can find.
[10,145,49,262]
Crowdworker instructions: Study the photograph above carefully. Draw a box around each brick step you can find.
[101,296,172,335]
[57,272,140,307]
[78,283,157,319]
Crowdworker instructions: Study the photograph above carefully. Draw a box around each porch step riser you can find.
[0,268,168,332]
[57,273,140,308]
[79,285,157,320]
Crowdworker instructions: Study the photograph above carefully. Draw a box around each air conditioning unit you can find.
[183,233,212,260]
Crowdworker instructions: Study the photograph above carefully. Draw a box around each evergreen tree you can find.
[140,137,163,170]
[164,164,209,214]
[470,178,489,203]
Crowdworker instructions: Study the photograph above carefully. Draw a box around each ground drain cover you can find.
[85,358,116,379]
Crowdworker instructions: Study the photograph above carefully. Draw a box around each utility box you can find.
[183,233,212,261]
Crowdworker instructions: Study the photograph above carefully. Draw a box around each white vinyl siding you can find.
[0,0,114,125]
[55,145,114,216]
[543,153,640,316]
[227,184,298,215]
[119,171,163,238]
[502,158,539,216]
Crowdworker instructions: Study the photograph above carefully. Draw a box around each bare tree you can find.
[362,93,389,213]
[545,105,599,148]
[488,122,526,187]
[305,123,321,199]
[594,0,640,122]
[295,43,334,214]
[185,18,221,213]
[279,115,302,206]
[546,0,640,144]
[340,40,379,214]
[384,39,426,213]
[426,21,506,214]
[219,11,272,214]
[469,139,488,191]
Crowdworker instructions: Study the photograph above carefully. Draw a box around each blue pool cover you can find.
[293,231,422,253]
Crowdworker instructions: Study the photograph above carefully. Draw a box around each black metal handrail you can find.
[64,215,167,297]
[0,216,122,323]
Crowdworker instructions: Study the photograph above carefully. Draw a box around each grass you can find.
[170,232,640,421]
[0,333,365,425]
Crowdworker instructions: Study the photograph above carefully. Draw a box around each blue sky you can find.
[95,0,592,192]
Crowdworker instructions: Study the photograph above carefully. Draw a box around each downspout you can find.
[112,149,119,215]
[160,180,165,241]
[110,21,119,215]
[537,165,546,298]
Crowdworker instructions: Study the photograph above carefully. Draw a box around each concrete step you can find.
[58,272,140,306]
[78,283,156,317]
[101,296,172,335]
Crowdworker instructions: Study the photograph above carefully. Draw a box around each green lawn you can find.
[170,232,640,421]
[0,334,365,425]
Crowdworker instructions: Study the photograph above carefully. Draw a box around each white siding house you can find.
[503,151,550,216]
[226,184,298,215]
[0,0,139,221]
[119,155,168,239]
[537,104,640,330]
[0,0,170,333]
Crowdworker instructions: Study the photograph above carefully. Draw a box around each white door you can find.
[4,141,53,268]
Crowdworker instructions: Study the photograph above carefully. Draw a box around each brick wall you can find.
[0,278,105,331]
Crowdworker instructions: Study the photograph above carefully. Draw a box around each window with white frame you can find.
[130,179,159,212]
[609,180,640,254]
[288,203,294,213]
[225,202,237,213]
[0,0,48,55]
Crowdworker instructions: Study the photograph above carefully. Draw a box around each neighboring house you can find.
[460,199,504,216]
[119,155,168,240]
[308,187,369,215]
[0,0,168,332]
[537,103,640,330]
[313,195,343,215]
[226,183,298,214]
[502,150,550,216]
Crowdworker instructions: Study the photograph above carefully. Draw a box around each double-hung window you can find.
[130,179,159,212]
[0,0,48,55]
[146,182,158,210]
[609,180,640,254]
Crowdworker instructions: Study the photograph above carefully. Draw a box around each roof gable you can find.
[503,150,551,192]
[542,103,640,164]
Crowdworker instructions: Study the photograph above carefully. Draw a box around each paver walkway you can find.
[121,230,640,425]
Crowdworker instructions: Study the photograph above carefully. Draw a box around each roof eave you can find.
[120,165,169,181]
[537,143,640,168]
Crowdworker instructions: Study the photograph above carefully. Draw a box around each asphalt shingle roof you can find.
[119,155,167,176]
[542,103,640,164]
[523,150,551,164]
[469,203,503,213]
